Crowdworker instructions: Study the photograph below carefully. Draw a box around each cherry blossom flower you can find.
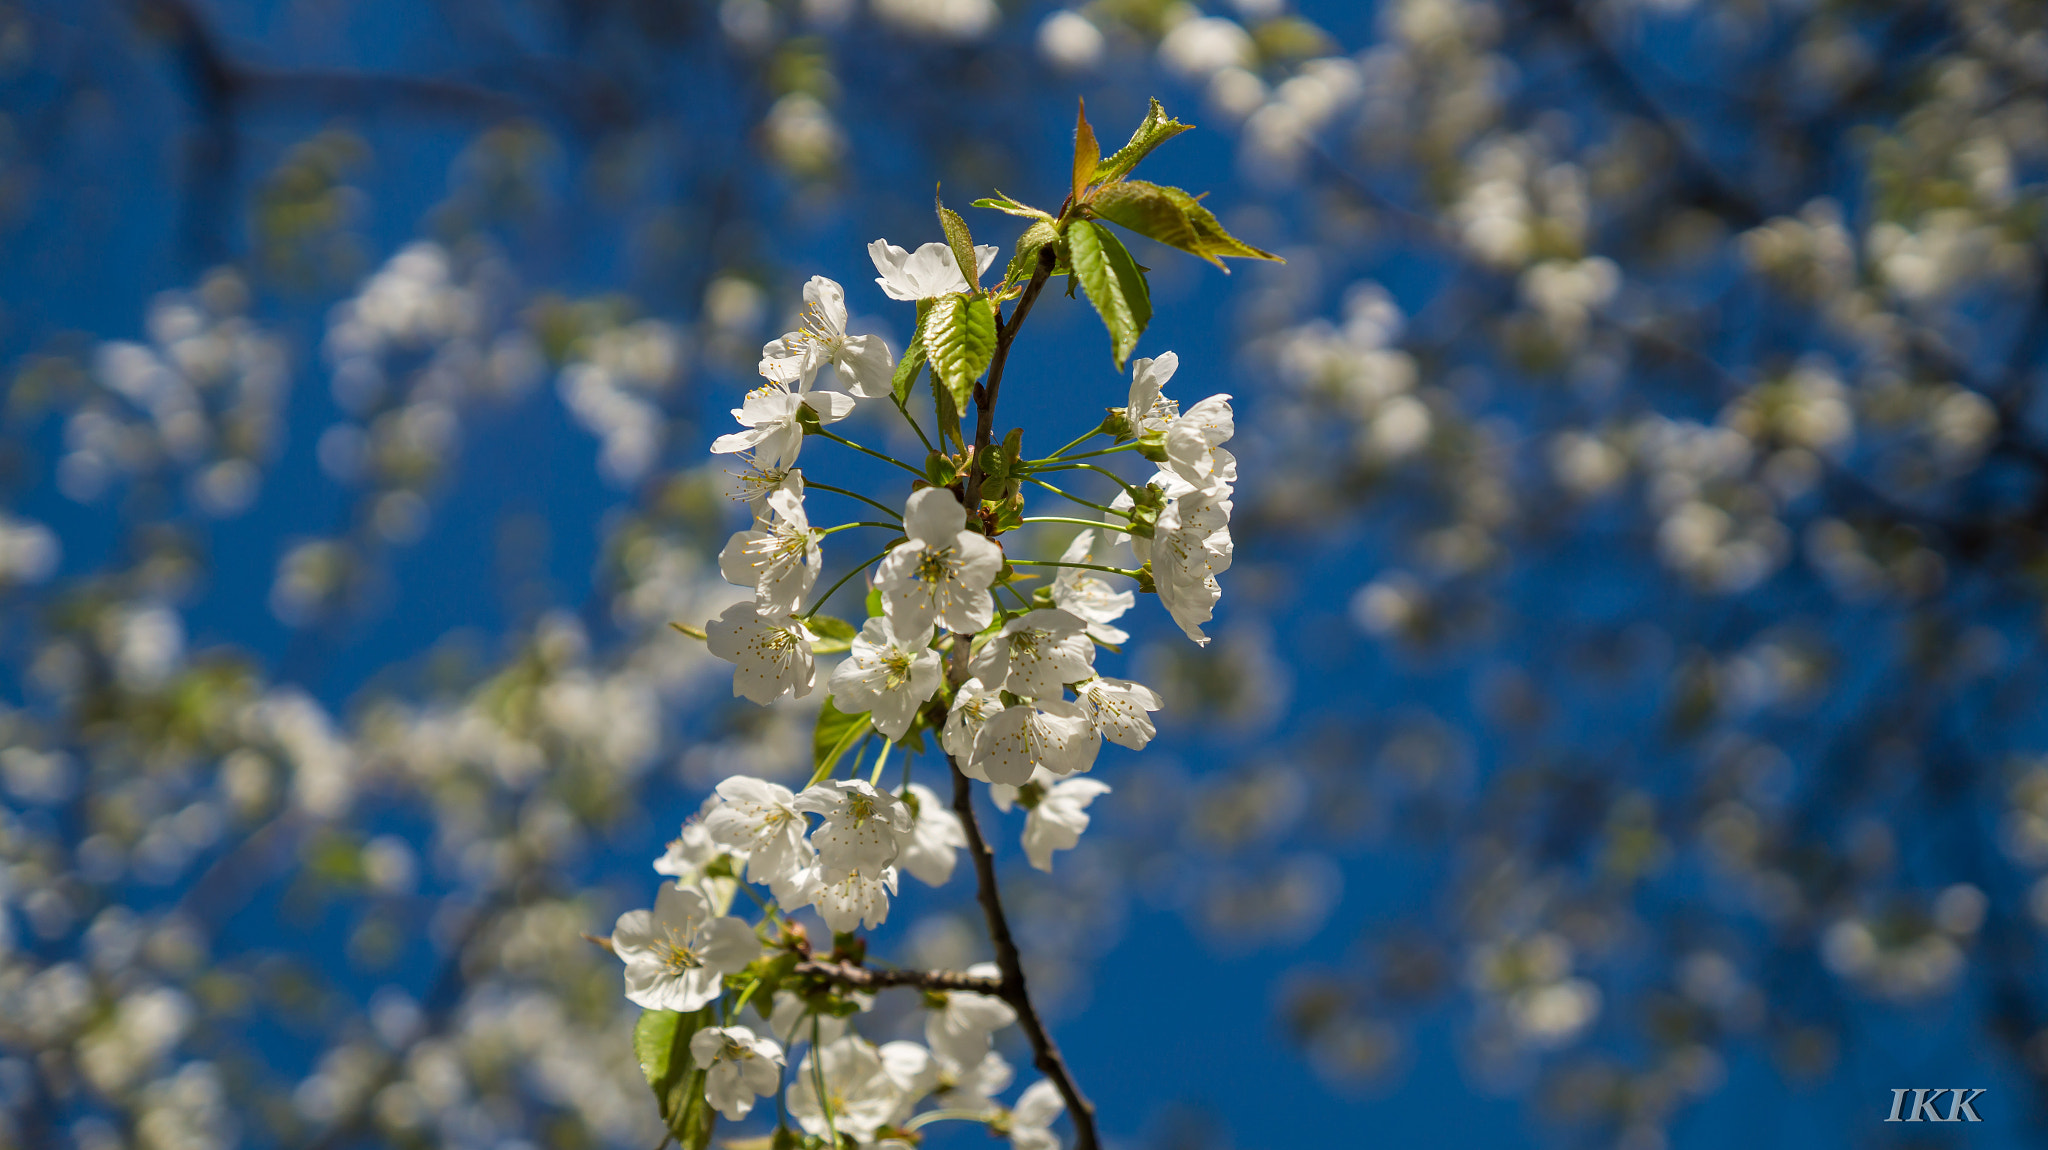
[1074,676,1163,750]
[717,474,820,616]
[942,677,1006,761]
[875,488,1002,635]
[768,989,869,1047]
[793,779,912,875]
[934,1049,1014,1115]
[1007,1079,1066,1150]
[689,1025,785,1120]
[704,602,817,703]
[966,699,1099,785]
[1051,530,1133,644]
[710,379,855,470]
[896,782,966,885]
[829,616,943,740]
[811,865,899,932]
[992,769,1112,872]
[1125,352,1181,436]
[970,608,1095,698]
[610,883,761,1012]
[703,776,818,904]
[878,1040,941,1123]
[869,239,1001,301]
[654,810,744,908]
[787,1035,905,1143]
[1163,393,1236,488]
[760,275,895,399]
[924,961,1016,1065]
[1134,474,1233,645]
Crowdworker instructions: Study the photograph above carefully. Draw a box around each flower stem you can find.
[803,480,904,521]
[810,1014,839,1148]
[904,1109,999,1132]
[1044,427,1101,460]
[812,427,925,476]
[1020,516,1122,531]
[1009,559,1139,578]
[1033,461,1141,497]
[896,399,935,453]
[868,738,893,787]
[818,521,902,535]
[1047,442,1137,462]
[803,548,892,619]
[1021,476,1132,518]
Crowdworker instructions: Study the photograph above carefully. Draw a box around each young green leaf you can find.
[1004,219,1060,291]
[973,191,1053,221]
[923,291,997,414]
[1092,98,1194,186]
[935,191,982,295]
[812,697,873,784]
[634,1008,718,1149]
[1087,181,1203,253]
[1067,219,1152,370]
[1072,98,1100,206]
[893,299,933,405]
[1150,183,1284,268]
[806,614,858,654]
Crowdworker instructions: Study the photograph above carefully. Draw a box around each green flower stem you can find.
[1044,427,1102,460]
[869,738,894,787]
[896,399,935,452]
[1033,461,1142,497]
[818,521,902,535]
[1047,442,1138,462]
[904,1109,1001,1132]
[804,480,904,521]
[802,548,893,619]
[1020,516,1123,530]
[812,427,925,476]
[811,1014,839,1148]
[730,975,764,1021]
[1022,475,1133,518]
[1009,559,1141,578]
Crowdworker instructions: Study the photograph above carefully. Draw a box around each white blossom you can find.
[1074,677,1163,750]
[1133,475,1233,646]
[992,769,1112,872]
[787,1035,905,1143]
[1008,1079,1066,1150]
[654,812,743,910]
[1162,393,1236,488]
[610,883,760,1011]
[703,776,818,905]
[934,1048,1014,1114]
[768,989,869,1047]
[942,677,1006,761]
[811,865,900,932]
[897,782,966,886]
[710,380,855,470]
[875,488,1002,635]
[689,1025,785,1120]
[1125,352,1181,436]
[1051,530,1133,644]
[704,602,817,703]
[971,608,1095,698]
[717,473,820,617]
[761,275,895,399]
[966,699,1100,785]
[793,779,912,876]
[878,1040,941,1123]
[869,239,1001,301]
[829,616,943,740]
[925,961,1016,1065]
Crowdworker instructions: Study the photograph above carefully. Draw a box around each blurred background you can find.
[5,0,2048,1147]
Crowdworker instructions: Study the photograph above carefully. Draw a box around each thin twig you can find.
[949,759,1100,1150]
[965,245,1060,507]
[793,958,1003,994]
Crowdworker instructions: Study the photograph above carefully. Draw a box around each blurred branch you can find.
[793,958,1003,995]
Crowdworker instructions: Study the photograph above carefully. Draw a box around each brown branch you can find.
[794,958,1002,994]
[950,758,1100,1150]
[964,244,1060,507]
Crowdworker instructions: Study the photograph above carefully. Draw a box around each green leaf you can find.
[1072,98,1100,205]
[811,697,873,785]
[1150,183,1284,269]
[893,299,932,406]
[922,292,997,414]
[634,1008,718,1150]
[1067,220,1152,370]
[805,614,857,654]
[936,191,982,295]
[1092,98,1193,186]
[1004,220,1060,292]
[973,191,1053,221]
[865,587,884,617]
[1088,181,1204,253]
